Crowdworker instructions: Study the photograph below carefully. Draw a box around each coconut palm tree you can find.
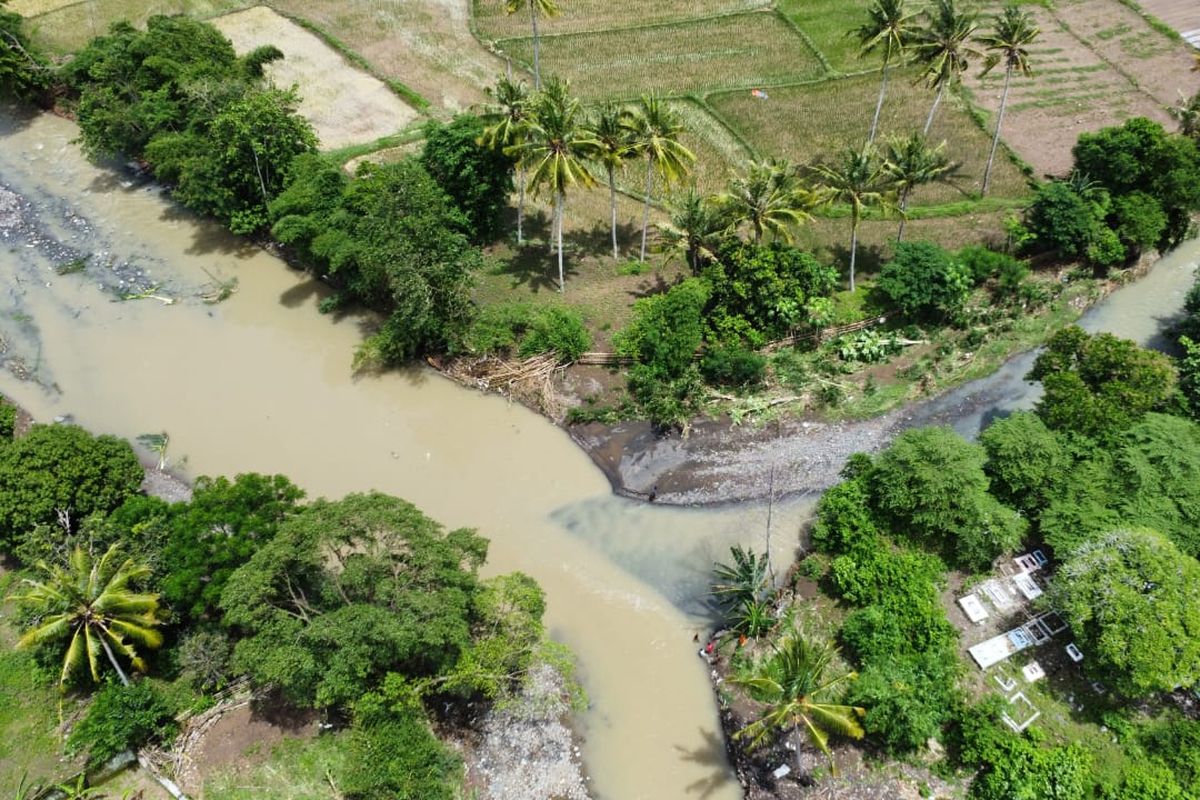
[511,76,597,292]
[883,133,955,241]
[978,5,1039,195]
[589,103,634,260]
[504,0,559,90]
[655,187,729,274]
[911,0,981,136]
[855,0,918,145]
[480,75,532,244]
[624,95,696,262]
[10,545,164,688]
[734,633,865,777]
[718,158,815,245]
[812,147,895,292]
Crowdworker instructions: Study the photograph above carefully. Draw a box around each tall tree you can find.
[977,5,1039,195]
[911,0,980,136]
[734,634,866,776]
[505,0,559,90]
[589,103,634,260]
[882,133,954,241]
[655,187,729,274]
[812,147,894,292]
[11,545,164,687]
[512,77,598,292]
[855,0,917,145]
[480,76,532,244]
[624,95,696,262]
[717,158,814,245]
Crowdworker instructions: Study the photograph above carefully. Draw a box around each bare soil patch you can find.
[176,702,319,793]
[211,6,417,150]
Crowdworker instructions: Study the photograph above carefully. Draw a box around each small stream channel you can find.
[0,107,1196,799]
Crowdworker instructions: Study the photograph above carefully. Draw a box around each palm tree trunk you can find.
[868,59,890,145]
[640,155,653,262]
[530,3,542,90]
[982,66,1012,197]
[608,164,619,261]
[556,190,565,292]
[754,219,762,245]
[517,163,526,245]
[923,82,946,136]
[849,211,859,293]
[896,186,911,243]
[99,634,131,687]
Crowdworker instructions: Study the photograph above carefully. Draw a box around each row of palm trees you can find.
[856,0,1040,195]
[658,137,955,292]
[483,76,957,293]
[481,76,694,291]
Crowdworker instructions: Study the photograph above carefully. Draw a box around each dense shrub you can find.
[703,242,838,346]
[1112,191,1168,254]
[980,411,1067,517]
[1028,326,1176,441]
[421,115,514,243]
[877,242,971,322]
[810,476,878,554]
[0,397,15,440]
[699,344,766,388]
[66,681,176,768]
[848,651,961,753]
[1024,181,1102,261]
[1137,718,1200,796]
[0,3,49,102]
[0,424,143,553]
[1048,529,1200,696]
[468,303,590,362]
[340,713,461,800]
[956,245,1026,287]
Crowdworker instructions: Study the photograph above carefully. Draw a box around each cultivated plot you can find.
[473,0,771,40]
[709,70,1030,205]
[212,6,418,150]
[16,0,251,51]
[497,11,824,100]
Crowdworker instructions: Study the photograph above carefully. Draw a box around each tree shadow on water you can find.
[676,726,736,799]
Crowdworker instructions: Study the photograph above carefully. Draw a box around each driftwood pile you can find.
[433,353,568,419]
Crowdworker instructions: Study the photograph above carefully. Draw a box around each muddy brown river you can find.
[1,108,1197,799]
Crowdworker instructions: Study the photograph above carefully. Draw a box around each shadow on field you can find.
[499,243,578,292]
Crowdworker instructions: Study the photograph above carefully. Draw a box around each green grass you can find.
[776,0,866,73]
[202,733,350,800]
[497,11,824,101]
[708,70,1031,206]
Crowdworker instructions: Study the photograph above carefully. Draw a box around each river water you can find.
[1,108,1197,799]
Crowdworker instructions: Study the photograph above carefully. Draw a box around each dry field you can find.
[473,0,771,40]
[212,6,418,150]
[709,69,1029,205]
[495,10,825,101]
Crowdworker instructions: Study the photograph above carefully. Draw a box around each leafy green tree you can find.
[1112,190,1168,255]
[977,6,1038,195]
[717,159,813,245]
[1137,718,1200,797]
[1024,180,1106,261]
[1178,335,1200,419]
[734,634,865,776]
[588,103,634,260]
[0,396,16,440]
[624,95,695,262]
[220,493,488,708]
[883,133,955,242]
[480,76,531,244]
[145,87,317,233]
[1072,117,1200,245]
[811,476,880,555]
[703,240,837,346]
[911,0,981,135]
[0,1,48,102]
[422,114,514,243]
[856,0,917,145]
[0,425,143,554]
[979,411,1066,516]
[66,681,176,768]
[1048,529,1200,695]
[877,240,971,321]
[812,146,894,292]
[848,650,959,753]
[1027,326,1177,441]
[513,76,597,292]
[870,426,1024,570]
[1100,761,1187,800]
[656,187,729,274]
[161,473,304,620]
[504,0,559,90]
[11,545,164,687]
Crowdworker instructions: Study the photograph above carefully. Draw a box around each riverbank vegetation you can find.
[2,0,1195,432]
[0,418,578,798]
[710,274,1200,794]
